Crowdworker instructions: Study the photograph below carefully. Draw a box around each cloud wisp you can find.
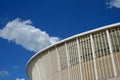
[0,70,9,77]
[16,78,25,80]
[106,0,120,8]
[0,18,59,52]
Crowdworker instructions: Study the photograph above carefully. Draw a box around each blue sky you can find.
[0,0,120,80]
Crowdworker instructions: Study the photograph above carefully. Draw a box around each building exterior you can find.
[26,23,120,80]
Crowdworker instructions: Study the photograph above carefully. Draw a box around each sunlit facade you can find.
[26,23,120,80]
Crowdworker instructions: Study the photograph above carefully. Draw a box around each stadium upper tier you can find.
[26,23,120,80]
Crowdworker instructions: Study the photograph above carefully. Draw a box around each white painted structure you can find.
[26,23,120,80]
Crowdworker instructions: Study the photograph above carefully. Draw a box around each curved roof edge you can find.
[26,22,120,74]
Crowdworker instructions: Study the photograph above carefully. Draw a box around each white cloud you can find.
[0,18,60,52]
[16,78,25,80]
[0,70,9,77]
[106,0,120,8]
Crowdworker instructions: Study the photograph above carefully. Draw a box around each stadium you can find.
[26,23,120,80]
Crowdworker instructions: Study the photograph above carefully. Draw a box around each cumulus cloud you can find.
[106,0,120,8]
[0,18,60,52]
[16,78,25,80]
[0,70,9,77]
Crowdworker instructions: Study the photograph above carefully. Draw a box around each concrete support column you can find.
[76,38,83,80]
[65,42,71,80]
[90,34,98,80]
[36,62,42,80]
[48,50,53,79]
[55,46,61,80]
[37,56,43,80]
[106,29,117,77]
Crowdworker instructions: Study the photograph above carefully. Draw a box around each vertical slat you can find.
[106,29,117,77]
[90,34,98,80]
[48,51,53,80]
[65,42,71,80]
[55,46,61,80]
[76,38,83,80]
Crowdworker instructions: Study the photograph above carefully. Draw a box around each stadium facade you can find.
[26,23,120,80]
